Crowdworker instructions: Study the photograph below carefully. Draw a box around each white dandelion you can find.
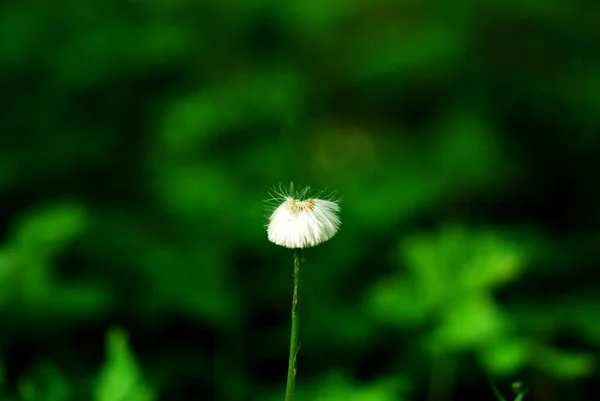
[265,184,341,401]
[266,185,341,249]
[268,198,341,249]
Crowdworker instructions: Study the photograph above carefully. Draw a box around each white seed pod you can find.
[266,184,341,249]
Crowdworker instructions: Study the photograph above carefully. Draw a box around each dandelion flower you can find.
[267,185,341,249]
[266,185,340,400]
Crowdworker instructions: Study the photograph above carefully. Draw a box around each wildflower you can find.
[266,185,341,401]
[267,185,341,249]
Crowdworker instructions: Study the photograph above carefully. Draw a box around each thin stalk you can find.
[489,378,507,401]
[284,249,302,401]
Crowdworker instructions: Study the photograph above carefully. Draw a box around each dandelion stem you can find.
[284,249,302,401]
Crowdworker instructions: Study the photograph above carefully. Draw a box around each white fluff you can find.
[267,194,341,249]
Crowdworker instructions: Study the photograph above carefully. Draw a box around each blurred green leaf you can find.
[16,360,70,401]
[430,113,503,186]
[94,328,154,401]
[12,203,88,260]
[531,345,593,379]
[296,372,409,401]
[0,6,48,71]
[159,70,301,155]
[429,294,509,352]
[351,23,465,80]
[480,338,531,376]
[281,0,359,33]
[364,277,428,326]
[400,226,526,307]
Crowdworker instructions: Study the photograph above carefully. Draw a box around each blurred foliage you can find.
[94,329,154,401]
[0,0,599,400]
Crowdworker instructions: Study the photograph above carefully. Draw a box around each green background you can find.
[0,1,598,400]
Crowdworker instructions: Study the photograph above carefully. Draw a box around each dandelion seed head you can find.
[266,184,341,249]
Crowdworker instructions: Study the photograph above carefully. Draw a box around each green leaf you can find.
[12,203,88,259]
[531,345,593,379]
[364,277,428,326]
[480,338,531,376]
[296,371,409,401]
[16,360,71,401]
[428,294,508,352]
[94,328,154,401]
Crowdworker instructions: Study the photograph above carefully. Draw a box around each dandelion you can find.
[265,184,341,401]
[267,185,341,249]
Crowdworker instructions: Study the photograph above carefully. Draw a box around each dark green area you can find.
[0,1,598,400]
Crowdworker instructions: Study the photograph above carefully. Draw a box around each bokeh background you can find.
[1,1,599,400]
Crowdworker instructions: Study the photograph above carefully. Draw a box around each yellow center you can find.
[285,198,316,214]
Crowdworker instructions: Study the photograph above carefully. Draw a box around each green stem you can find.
[489,378,507,401]
[284,249,302,401]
